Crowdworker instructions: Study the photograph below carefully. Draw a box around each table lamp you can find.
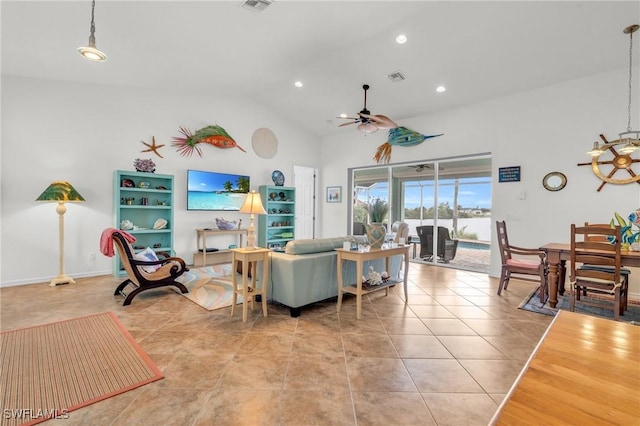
[36,181,85,286]
[239,190,267,249]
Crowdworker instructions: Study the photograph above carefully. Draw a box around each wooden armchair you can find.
[496,220,547,302]
[570,224,628,320]
[111,231,188,306]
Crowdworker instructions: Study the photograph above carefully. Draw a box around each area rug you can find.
[518,286,640,324]
[175,264,242,311]
[0,312,163,426]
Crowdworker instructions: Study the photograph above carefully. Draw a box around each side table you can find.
[230,247,270,322]
[194,228,247,266]
[336,245,410,319]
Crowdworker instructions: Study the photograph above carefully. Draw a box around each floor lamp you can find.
[239,190,267,249]
[36,181,85,286]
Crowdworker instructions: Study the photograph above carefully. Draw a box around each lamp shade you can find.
[239,191,267,215]
[36,181,85,202]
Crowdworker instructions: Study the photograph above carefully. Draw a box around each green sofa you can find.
[264,236,402,316]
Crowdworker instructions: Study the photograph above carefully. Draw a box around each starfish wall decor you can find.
[141,136,165,158]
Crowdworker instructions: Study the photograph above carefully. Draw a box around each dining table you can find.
[540,242,640,308]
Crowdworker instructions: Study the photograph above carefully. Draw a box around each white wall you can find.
[1,76,321,286]
[3,69,640,299]
[320,67,640,297]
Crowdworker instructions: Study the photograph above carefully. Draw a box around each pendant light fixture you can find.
[579,24,640,191]
[587,24,639,156]
[77,0,107,62]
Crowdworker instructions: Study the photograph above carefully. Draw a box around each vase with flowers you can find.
[134,158,156,173]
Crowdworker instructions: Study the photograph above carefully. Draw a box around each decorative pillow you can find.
[134,247,161,273]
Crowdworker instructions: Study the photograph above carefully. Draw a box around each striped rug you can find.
[0,312,163,426]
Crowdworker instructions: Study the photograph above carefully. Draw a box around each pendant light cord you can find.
[89,0,97,45]
[627,29,634,132]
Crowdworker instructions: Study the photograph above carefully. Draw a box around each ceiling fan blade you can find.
[336,116,360,120]
[359,113,398,129]
[338,121,358,127]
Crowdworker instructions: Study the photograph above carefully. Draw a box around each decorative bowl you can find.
[153,218,168,230]
[216,218,238,230]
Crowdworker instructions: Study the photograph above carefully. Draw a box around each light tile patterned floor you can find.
[0,263,552,425]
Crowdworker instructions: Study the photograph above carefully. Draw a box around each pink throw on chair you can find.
[100,228,136,257]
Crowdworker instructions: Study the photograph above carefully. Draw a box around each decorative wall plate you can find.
[252,128,278,159]
[542,172,567,191]
[272,170,285,186]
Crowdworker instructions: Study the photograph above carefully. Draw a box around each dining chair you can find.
[570,224,628,320]
[581,222,631,293]
[496,220,548,302]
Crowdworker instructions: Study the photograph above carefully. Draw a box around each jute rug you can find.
[0,312,163,426]
[175,264,243,311]
[518,286,640,324]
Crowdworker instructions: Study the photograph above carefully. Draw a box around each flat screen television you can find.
[187,169,250,211]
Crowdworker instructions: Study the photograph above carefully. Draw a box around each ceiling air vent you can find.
[387,71,406,82]
[240,0,274,12]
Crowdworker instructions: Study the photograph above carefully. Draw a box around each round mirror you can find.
[543,172,567,191]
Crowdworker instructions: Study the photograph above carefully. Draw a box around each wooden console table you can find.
[490,310,640,425]
[336,245,410,319]
[194,228,247,266]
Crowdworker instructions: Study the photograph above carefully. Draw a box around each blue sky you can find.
[187,170,249,192]
[360,177,492,209]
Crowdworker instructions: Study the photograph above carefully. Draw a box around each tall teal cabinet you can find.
[113,170,174,276]
[258,185,295,249]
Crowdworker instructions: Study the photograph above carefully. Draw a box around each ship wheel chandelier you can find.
[578,24,640,191]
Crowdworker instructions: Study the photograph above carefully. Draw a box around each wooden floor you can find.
[492,310,640,425]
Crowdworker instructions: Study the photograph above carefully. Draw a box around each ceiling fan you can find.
[338,84,398,133]
[409,164,443,172]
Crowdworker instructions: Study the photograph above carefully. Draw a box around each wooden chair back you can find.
[569,224,626,320]
[583,222,611,242]
[495,220,547,301]
[496,220,512,264]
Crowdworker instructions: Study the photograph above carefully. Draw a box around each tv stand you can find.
[193,228,247,266]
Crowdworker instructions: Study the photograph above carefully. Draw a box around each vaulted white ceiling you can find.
[2,1,638,137]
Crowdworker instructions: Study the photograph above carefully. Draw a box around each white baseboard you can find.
[0,270,112,288]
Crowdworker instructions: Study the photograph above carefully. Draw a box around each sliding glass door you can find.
[350,156,492,273]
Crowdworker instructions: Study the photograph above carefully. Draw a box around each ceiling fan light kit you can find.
[579,24,640,191]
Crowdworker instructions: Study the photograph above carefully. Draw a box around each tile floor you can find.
[0,263,553,426]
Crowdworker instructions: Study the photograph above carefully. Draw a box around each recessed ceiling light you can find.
[436,86,446,93]
[294,81,303,88]
[396,34,407,44]
[339,113,347,118]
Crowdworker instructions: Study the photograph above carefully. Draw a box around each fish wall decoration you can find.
[172,124,246,157]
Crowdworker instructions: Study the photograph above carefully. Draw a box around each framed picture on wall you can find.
[326,186,342,203]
